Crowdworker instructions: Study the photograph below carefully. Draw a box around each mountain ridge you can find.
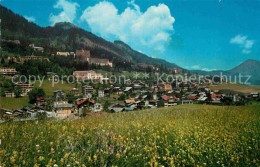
[0,5,181,69]
[192,59,260,85]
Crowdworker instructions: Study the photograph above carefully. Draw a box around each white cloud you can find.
[202,68,216,72]
[230,34,255,54]
[242,49,251,54]
[24,16,36,22]
[49,0,79,25]
[80,1,175,52]
[190,65,216,71]
[191,65,200,70]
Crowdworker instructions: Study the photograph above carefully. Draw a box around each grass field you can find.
[0,104,259,166]
[34,80,78,96]
[0,80,77,110]
[0,96,30,110]
[210,84,260,93]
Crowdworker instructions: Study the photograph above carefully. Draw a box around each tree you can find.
[220,96,233,105]
[103,101,110,112]
[14,86,22,97]
[118,93,126,101]
[29,88,46,104]
[81,107,90,117]
[206,91,212,103]
[36,112,47,121]
[67,93,76,103]
[1,57,5,65]
[157,101,164,108]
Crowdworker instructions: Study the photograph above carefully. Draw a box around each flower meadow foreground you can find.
[0,104,259,166]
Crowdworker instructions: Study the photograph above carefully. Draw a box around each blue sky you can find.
[1,0,260,70]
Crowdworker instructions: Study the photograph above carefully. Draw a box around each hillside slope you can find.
[0,5,181,69]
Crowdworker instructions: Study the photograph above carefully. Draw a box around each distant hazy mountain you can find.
[227,59,260,74]
[0,5,181,69]
[193,59,260,85]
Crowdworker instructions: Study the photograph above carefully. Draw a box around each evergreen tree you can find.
[28,88,46,104]
[14,86,22,97]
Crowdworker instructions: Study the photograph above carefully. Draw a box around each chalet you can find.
[197,96,208,103]
[186,94,198,100]
[132,84,143,90]
[29,44,44,52]
[12,109,27,117]
[75,98,88,107]
[181,100,193,104]
[124,87,133,93]
[113,87,123,95]
[89,58,113,67]
[75,50,90,62]
[159,83,173,92]
[82,85,94,97]
[53,90,65,100]
[250,92,259,100]
[211,94,222,101]
[182,86,189,91]
[43,111,56,118]
[131,80,145,90]
[75,98,92,115]
[152,93,158,100]
[135,100,145,109]
[53,101,73,119]
[160,95,178,107]
[91,103,103,112]
[0,67,17,75]
[140,90,148,95]
[125,79,132,85]
[108,103,124,112]
[232,94,241,102]
[70,88,80,96]
[30,106,44,112]
[14,82,34,96]
[185,92,194,96]
[141,95,148,100]
[134,95,140,100]
[21,56,49,62]
[98,89,105,98]
[73,70,103,81]
[124,106,135,111]
[104,88,111,96]
[149,100,157,107]
[125,99,136,107]
[4,91,15,97]
[36,97,47,106]
[166,90,175,96]
[151,86,159,94]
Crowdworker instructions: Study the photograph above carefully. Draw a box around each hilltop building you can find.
[56,52,75,57]
[21,56,49,62]
[0,67,17,75]
[75,50,91,62]
[75,49,113,67]
[73,70,103,81]
[14,82,34,96]
[29,43,44,52]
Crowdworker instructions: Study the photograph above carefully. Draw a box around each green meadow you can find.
[0,104,259,166]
